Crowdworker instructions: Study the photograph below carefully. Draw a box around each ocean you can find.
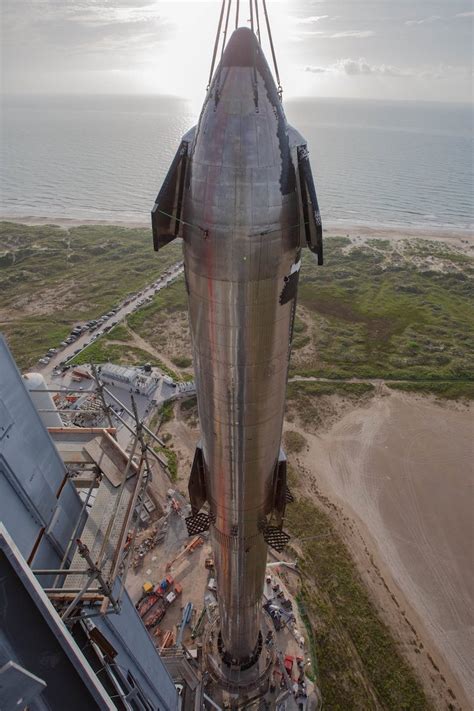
[0,94,472,231]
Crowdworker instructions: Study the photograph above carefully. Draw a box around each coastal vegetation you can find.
[1,222,472,400]
[0,221,181,369]
[292,237,473,396]
[285,480,429,710]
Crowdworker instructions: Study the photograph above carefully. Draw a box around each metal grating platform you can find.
[185,512,211,536]
[68,475,137,589]
[263,526,290,553]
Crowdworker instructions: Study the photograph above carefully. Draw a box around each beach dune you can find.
[305,391,473,703]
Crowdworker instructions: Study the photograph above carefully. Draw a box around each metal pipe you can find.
[116,461,151,602]
[38,408,104,414]
[61,573,98,620]
[101,384,166,447]
[29,388,97,394]
[203,693,223,711]
[91,363,116,433]
[107,409,168,470]
[33,569,94,575]
[44,588,98,594]
[78,539,119,609]
[53,470,100,588]
[96,435,138,570]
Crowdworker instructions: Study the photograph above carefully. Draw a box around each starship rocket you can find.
[152,27,322,669]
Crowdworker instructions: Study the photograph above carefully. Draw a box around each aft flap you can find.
[151,126,195,251]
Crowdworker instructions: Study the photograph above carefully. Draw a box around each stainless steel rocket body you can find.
[152,28,322,665]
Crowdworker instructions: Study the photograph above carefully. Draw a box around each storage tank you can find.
[23,372,63,428]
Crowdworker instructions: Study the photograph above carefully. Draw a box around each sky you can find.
[1,0,472,104]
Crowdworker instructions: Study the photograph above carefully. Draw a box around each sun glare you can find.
[137,0,291,105]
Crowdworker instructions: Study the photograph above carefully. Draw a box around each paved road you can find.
[38,262,184,378]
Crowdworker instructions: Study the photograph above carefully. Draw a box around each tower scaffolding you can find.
[28,370,172,622]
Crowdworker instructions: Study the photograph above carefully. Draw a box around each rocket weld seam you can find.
[211,528,266,545]
[155,207,309,237]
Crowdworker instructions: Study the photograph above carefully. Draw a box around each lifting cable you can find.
[261,0,283,99]
[215,0,233,97]
[221,0,233,60]
[254,0,262,45]
[207,0,283,100]
[207,0,226,90]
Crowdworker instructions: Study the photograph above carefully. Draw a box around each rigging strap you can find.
[207,0,226,90]
[262,0,283,98]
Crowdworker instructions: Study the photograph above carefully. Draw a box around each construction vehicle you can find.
[143,598,166,628]
[176,602,193,646]
[142,582,183,630]
[276,650,294,694]
[284,655,294,678]
[137,591,161,618]
[156,574,174,594]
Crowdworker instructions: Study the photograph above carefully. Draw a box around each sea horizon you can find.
[1,94,472,233]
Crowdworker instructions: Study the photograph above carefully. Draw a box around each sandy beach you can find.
[1,214,472,251]
[296,390,473,706]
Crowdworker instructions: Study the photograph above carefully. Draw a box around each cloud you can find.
[405,15,441,26]
[329,30,375,38]
[292,28,375,41]
[455,11,474,17]
[304,60,470,82]
[292,15,329,25]
[305,58,410,77]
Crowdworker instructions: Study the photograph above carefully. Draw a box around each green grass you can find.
[171,355,192,368]
[292,334,311,350]
[0,222,181,369]
[292,237,474,391]
[286,494,429,710]
[283,430,307,454]
[71,342,155,367]
[286,381,375,427]
[158,400,175,425]
[153,444,178,481]
[127,280,188,332]
[108,323,131,342]
[288,381,375,398]
[387,380,474,400]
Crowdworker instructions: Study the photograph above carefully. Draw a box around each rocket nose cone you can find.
[222,27,260,67]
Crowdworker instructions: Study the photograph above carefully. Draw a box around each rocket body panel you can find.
[183,61,298,660]
[151,27,322,664]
